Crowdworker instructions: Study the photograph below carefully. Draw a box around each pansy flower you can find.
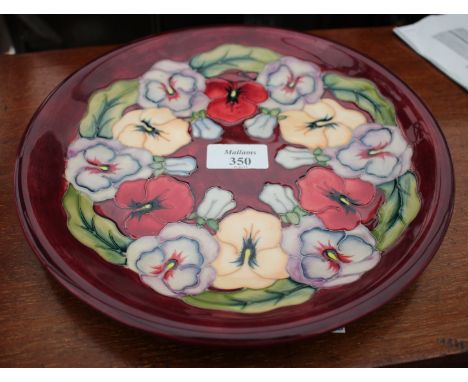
[279,99,367,150]
[297,167,383,231]
[138,60,209,117]
[327,123,413,184]
[65,138,153,202]
[212,208,288,289]
[205,77,268,126]
[256,56,323,111]
[112,108,191,156]
[283,215,380,288]
[95,176,194,238]
[126,223,218,297]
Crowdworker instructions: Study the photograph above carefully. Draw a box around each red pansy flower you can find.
[95,176,194,238]
[205,77,268,126]
[298,167,383,230]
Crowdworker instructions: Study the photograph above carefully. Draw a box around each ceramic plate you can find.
[15,27,454,345]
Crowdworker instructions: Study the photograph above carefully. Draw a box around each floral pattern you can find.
[127,223,218,297]
[283,215,380,288]
[96,176,194,238]
[112,108,191,156]
[257,56,323,111]
[298,167,383,230]
[279,99,367,150]
[65,138,153,202]
[326,123,413,184]
[212,209,288,289]
[138,60,209,117]
[205,77,268,126]
[62,43,420,314]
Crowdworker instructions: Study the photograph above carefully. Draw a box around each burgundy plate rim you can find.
[14,26,455,346]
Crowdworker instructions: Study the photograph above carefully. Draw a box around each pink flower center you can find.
[283,75,302,94]
[150,251,184,280]
[317,242,352,272]
[86,159,117,174]
[162,79,180,100]
[359,143,392,159]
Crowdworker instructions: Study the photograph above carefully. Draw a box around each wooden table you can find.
[1,26,467,367]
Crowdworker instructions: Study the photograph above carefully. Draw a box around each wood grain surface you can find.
[0,27,467,367]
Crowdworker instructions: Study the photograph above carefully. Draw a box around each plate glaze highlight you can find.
[16,27,453,344]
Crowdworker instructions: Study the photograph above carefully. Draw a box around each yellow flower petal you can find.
[212,241,241,277]
[213,209,286,290]
[254,247,289,280]
[324,124,353,147]
[213,264,277,290]
[321,98,367,129]
[303,100,336,120]
[112,109,143,138]
[279,111,328,149]
[216,208,282,251]
[143,119,190,156]
[116,125,146,147]
[112,107,190,156]
[280,99,367,149]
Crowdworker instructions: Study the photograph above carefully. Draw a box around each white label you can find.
[206,144,269,169]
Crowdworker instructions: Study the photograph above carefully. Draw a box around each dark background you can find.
[2,14,426,53]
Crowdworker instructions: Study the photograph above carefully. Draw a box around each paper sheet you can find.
[394,15,468,91]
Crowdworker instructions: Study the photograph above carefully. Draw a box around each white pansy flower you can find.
[326,123,413,184]
[65,138,153,202]
[283,215,381,288]
[126,223,218,297]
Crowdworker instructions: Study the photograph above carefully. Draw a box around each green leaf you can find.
[323,73,397,125]
[189,44,280,77]
[187,212,198,220]
[79,79,139,139]
[373,172,421,251]
[183,279,315,314]
[206,219,219,231]
[293,206,309,217]
[62,185,131,265]
[286,211,300,225]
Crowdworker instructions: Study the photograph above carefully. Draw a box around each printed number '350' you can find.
[229,157,252,166]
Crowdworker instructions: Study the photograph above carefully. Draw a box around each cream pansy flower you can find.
[279,98,366,150]
[112,107,191,156]
[212,208,288,290]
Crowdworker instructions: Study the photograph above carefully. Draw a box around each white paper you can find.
[206,144,269,169]
[394,15,468,91]
[332,327,346,334]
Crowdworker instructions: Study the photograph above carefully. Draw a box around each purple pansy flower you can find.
[65,138,153,202]
[326,123,413,184]
[138,60,209,117]
[256,56,324,111]
[282,215,380,288]
[126,223,218,297]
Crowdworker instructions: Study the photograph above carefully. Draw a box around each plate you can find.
[15,26,454,345]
